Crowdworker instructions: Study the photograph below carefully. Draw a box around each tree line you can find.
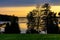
[26,3,60,34]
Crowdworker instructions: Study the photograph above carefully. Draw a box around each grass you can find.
[0,34,60,40]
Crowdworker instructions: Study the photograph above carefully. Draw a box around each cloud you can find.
[0,0,60,6]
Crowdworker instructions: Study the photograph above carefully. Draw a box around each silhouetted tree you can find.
[58,12,60,16]
[58,12,60,33]
[53,13,58,33]
[26,3,59,34]
[9,16,20,34]
[41,3,58,34]
[4,15,20,34]
[4,22,11,33]
[26,11,39,34]
[45,12,58,34]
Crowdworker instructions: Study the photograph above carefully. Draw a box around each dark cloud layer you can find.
[0,0,60,6]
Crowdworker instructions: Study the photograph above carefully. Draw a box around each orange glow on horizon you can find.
[0,6,36,17]
[0,6,60,17]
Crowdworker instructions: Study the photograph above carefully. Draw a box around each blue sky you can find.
[0,0,60,6]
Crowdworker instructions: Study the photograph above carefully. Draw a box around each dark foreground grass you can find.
[0,34,60,40]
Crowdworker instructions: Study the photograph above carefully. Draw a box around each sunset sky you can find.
[0,0,60,33]
[0,6,60,17]
[0,0,60,17]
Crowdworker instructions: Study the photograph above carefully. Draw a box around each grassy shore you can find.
[0,34,60,40]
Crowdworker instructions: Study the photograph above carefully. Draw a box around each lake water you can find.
[19,23,27,33]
